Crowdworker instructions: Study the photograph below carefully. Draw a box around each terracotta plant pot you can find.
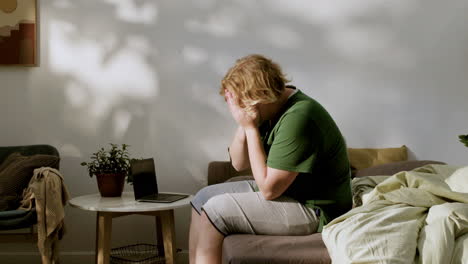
[96,173,126,197]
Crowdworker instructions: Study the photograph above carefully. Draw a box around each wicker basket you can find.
[110,243,165,264]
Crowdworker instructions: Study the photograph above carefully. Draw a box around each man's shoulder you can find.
[283,96,324,121]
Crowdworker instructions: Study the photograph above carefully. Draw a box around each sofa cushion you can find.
[0,153,60,211]
[222,233,330,264]
[0,152,25,173]
[225,176,254,183]
[0,145,60,167]
[348,146,408,176]
[355,160,446,178]
[0,209,37,230]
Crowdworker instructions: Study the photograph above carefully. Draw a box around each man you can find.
[189,54,352,264]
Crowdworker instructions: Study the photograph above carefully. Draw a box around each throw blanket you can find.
[351,175,389,207]
[322,165,468,264]
[19,167,70,264]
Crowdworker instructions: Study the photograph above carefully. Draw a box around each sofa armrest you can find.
[208,161,252,186]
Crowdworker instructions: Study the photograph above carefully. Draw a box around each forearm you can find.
[244,127,299,200]
[228,126,250,171]
[244,127,268,193]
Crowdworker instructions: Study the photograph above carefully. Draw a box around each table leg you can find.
[155,215,163,246]
[96,212,112,264]
[160,210,176,264]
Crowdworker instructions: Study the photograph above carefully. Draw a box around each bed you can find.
[208,144,449,263]
[323,164,468,264]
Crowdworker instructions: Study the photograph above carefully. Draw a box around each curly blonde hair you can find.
[220,54,290,111]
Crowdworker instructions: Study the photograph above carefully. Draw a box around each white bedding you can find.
[322,165,468,264]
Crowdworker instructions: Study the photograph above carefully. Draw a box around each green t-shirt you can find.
[260,89,352,223]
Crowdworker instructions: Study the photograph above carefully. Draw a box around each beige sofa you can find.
[207,160,445,264]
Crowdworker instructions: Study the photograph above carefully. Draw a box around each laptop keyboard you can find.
[144,193,181,199]
[156,193,178,199]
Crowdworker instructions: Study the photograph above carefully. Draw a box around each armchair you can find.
[0,145,59,251]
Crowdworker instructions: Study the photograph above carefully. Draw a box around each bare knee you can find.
[200,211,224,237]
[200,211,212,228]
[194,211,225,264]
[191,207,201,223]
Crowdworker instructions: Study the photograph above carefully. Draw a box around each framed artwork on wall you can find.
[0,0,37,66]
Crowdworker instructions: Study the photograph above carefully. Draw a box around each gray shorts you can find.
[191,180,318,236]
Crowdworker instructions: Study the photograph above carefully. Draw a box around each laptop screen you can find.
[130,158,159,200]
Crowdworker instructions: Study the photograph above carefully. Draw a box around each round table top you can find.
[69,192,193,212]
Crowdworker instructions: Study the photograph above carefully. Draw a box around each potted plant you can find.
[81,144,131,197]
[459,134,468,147]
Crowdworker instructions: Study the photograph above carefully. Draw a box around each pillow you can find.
[444,166,468,193]
[355,160,446,178]
[0,152,25,172]
[348,146,408,173]
[0,153,60,211]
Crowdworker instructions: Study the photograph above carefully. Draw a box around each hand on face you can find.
[225,90,259,129]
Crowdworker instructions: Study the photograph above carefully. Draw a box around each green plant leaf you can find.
[459,134,468,148]
[81,143,132,181]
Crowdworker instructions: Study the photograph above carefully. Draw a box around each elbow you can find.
[231,163,242,172]
[260,190,280,201]
[258,180,281,200]
[231,161,248,172]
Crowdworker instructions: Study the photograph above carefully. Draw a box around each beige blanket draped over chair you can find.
[19,167,70,264]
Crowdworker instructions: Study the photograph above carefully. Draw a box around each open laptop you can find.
[131,158,188,203]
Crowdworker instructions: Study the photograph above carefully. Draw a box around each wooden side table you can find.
[69,192,192,264]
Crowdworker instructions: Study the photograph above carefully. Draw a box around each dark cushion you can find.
[0,209,37,230]
[0,145,59,167]
[355,160,446,178]
[0,208,31,219]
[0,152,25,174]
[0,153,60,211]
[223,233,330,264]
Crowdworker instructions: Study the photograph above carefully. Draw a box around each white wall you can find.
[1,0,468,262]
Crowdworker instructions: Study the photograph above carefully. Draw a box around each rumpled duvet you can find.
[322,164,468,264]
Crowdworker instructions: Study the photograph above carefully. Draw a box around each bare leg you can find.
[195,211,224,264]
[189,208,202,264]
